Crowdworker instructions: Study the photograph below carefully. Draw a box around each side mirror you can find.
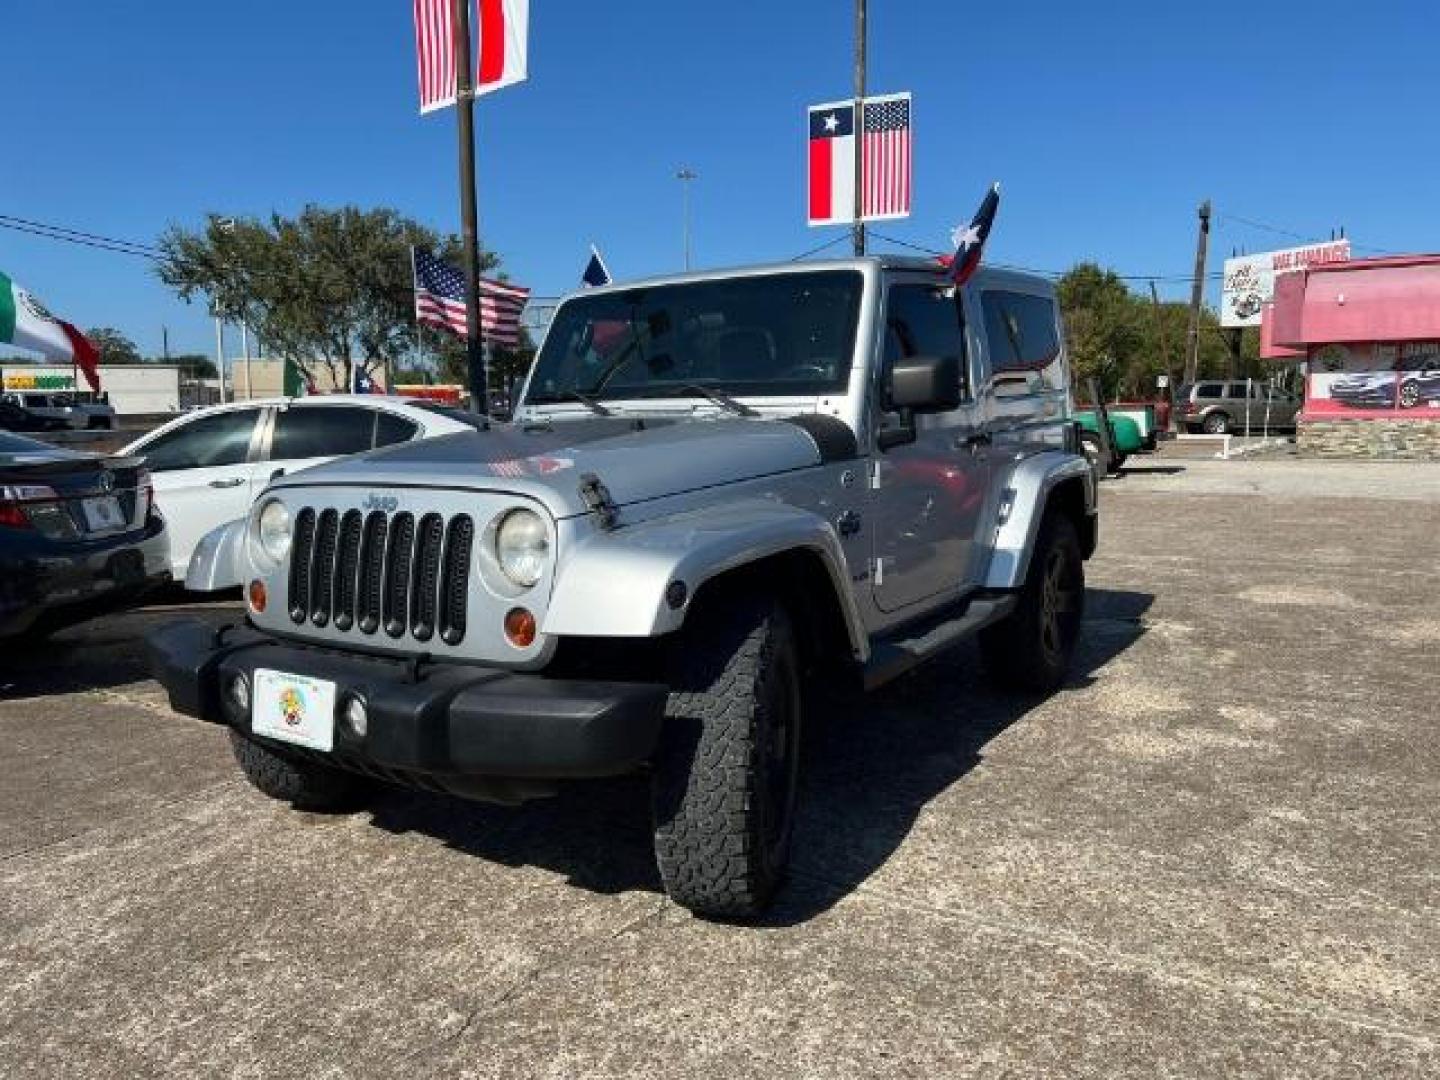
[888,354,962,413]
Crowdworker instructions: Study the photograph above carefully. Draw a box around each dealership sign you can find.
[1221,241,1351,328]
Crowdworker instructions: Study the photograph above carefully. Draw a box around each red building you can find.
[1263,255,1440,457]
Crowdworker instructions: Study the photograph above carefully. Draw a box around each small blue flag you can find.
[581,246,611,288]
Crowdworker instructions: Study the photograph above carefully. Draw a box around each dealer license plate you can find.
[81,495,126,532]
[252,669,337,752]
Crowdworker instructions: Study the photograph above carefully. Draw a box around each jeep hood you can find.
[269,416,848,519]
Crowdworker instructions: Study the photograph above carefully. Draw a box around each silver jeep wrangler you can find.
[149,257,1097,918]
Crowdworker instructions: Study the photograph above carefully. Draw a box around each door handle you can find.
[956,432,993,452]
[270,468,286,480]
[208,477,245,489]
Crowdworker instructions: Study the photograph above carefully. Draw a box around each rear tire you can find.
[981,513,1085,694]
[651,593,803,919]
[1203,411,1231,435]
[228,729,368,811]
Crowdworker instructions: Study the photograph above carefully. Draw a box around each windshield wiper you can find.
[542,390,613,416]
[642,384,759,417]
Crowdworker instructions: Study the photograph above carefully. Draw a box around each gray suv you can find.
[149,257,1098,918]
[1176,380,1300,434]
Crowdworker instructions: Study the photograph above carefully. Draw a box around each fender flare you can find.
[185,517,248,593]
[543,500,870,660]
[982,451,1096,590]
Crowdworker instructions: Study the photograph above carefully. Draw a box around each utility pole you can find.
[852,0,867,255]
[213,316,226,404]
[1183,199,1211,387]
[1149,281,1178,431]
[453,0,487,416]
[162,326,170,362]
[241,322,253,401]
[677,167,698,270]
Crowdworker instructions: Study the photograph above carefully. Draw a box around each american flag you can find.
[861,94,912,220]
[413,248,530,348]
[413,0,457,114]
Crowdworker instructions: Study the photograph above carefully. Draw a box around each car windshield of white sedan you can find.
[527,271,863,404]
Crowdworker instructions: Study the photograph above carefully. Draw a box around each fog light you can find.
[504,607,537,648]
[227,674,251,713]
[343,695,368,738]
[248,579,267,613]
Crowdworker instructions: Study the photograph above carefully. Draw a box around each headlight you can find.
[256,499,292,564]
[494,508,549,587]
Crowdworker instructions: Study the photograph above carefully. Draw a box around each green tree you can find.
[155,205,500,389]
[85,327,142,365]
[1055,263,1271,401]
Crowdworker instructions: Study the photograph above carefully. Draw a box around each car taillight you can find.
[137,468,155,518]
[0,483,59,529]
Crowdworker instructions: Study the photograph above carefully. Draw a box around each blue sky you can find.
[3,0,1438,358]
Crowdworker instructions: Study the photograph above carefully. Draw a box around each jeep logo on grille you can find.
[362,493,399,512]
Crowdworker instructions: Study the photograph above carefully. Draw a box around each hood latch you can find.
[579,472,619,530]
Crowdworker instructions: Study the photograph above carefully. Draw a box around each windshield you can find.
[526,270,863,406]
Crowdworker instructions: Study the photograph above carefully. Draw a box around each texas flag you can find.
[807,102,856,227]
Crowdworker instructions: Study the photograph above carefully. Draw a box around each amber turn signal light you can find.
[248,579,267,613]
[504,607,537,648]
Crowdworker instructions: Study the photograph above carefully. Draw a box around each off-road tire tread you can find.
[228,729,366,810]
[980,513,1083,694]
[652,595,796,919]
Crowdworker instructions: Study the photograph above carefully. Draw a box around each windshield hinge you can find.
[578,472,619,530]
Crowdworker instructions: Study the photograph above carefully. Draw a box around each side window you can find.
[140,409,260,472]
[374,411,420,448]
[271,406,378,460]
[981,291,1061,375]
[1196,384,1222,399]
[884,284,965,402]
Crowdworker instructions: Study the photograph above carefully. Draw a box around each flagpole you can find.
[852,0,867,256]
[452,0,488,417]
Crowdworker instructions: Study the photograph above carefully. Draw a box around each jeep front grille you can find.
[288,507,472,644]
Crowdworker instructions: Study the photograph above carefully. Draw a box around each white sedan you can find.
[123,395,481,580]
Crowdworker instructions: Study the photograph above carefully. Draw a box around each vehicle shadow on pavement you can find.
[0,601,236,700]
[764,586,1154,925]
[363,588,1154,921]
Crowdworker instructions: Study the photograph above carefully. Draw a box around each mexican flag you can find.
[0,270,102,392]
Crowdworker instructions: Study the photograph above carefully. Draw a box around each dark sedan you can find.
[0,431,171,640]
[1329,372,1398,408]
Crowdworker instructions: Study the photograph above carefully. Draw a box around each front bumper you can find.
[146,619,668,800]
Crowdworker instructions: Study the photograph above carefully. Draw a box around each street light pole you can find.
[453,0,487,416]
[676,167,697,270]
[853,0,867,256]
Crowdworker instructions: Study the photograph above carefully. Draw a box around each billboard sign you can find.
[1221,241,1351,327]
[1304,341,1440,418]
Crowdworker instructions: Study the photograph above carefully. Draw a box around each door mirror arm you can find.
[876,409,916,451]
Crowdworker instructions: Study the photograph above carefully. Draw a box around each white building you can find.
[1,363,184,415]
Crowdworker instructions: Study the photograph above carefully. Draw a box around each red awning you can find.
[1269,256,1440,347]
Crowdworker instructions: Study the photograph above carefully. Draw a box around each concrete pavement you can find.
[2,460,1437,1078]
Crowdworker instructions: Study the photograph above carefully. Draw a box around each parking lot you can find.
[2,457,1436,1078]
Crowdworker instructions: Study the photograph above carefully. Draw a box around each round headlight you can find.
[494,508,549,587]
[257,499,292,564]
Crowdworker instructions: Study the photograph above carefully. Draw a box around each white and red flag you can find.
[413,0,529,115]
[807,93,912,226]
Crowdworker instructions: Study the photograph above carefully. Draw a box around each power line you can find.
[864,229,1223,283]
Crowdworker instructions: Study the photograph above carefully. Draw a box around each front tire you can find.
[229,729,368,810]
[652,593,803,919]
[980,514,1085,694]
[1203,411,1231,435]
